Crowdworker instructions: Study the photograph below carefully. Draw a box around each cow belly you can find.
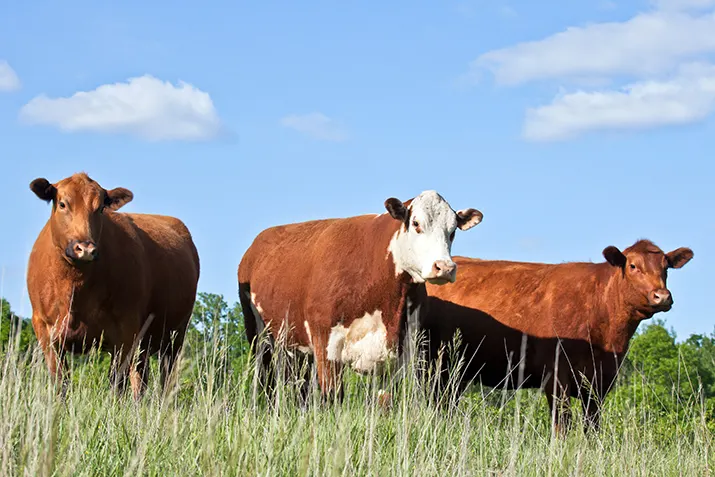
[326,310,396,373]
[53,318,104,353]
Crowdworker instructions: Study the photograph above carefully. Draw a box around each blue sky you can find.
[0,0,712,340]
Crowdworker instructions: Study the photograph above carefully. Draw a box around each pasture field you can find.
[0,327,713,477]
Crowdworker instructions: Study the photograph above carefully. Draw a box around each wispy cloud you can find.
[19,75,222,141]
[0,60,21,92]
[280,112,348,142]
[653,0,715,11]
[466,3,715,140]
[470,11,715,86]
[523,63,715,141]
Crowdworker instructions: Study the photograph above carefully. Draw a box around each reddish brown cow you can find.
[422,240,693,433]
[238,190,483,398]
[27,173,200,399]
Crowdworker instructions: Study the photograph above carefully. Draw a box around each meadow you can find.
[1,294,714,476]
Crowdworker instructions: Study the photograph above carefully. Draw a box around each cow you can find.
[27,172,200,400]
[421,239,693,433]
[237,191,483,400]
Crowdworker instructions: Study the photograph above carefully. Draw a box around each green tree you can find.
[681,330,715,397]
[188,292,247,371]
[1,298,35,351]
[628,320,698,398]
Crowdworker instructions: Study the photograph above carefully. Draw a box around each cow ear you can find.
[456,208,483,231]
[104,187,133,211]
[603,246,626,268]
[30,178,56,203]
[666,247,693,269]
[385,198,408,221]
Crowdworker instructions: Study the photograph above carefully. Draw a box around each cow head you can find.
[603,240,693,315]
[385,190,482,285]
[30,173,133,265]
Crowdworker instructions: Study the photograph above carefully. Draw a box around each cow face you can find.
[603,240,693,314]
[385,190,482,285]
[30,173,133,264]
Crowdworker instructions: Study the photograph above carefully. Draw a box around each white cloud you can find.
[466,2,715,140]
[471,11,715,85]
[654,0,715,11]
[280,112,348,142]
[523,63,715,141]
[0,60,20,92]
[19,75,221,141]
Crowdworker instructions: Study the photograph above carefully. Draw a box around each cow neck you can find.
[372,212,412,284]
[600,264,644,355]
[371,212,417,347]
[50,216,110,288]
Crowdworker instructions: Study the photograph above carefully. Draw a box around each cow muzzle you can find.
[65,240,98,262]
[649,289,673,310]
[425,259,457,285]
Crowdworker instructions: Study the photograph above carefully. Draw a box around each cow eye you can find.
[629,264,637,271]
[412,220,422,233]
[58,201,66,210]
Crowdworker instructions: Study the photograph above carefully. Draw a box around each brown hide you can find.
[423,240,693,432]
[27,173,200,399]
[238,212,416,395]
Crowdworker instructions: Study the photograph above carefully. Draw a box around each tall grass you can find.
[0,330,712,477]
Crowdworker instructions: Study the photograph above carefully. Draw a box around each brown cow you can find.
[422,240,693,433]
[238,190,483,398]
[27,173,200,399]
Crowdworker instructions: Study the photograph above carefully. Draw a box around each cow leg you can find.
[239,284,275,395]
[580,374,604,434]
[295,352,314,408]
[33,316,69,393]
[581,393,601,434]
[108,345,129,395]
[129,342,151,401]
[109,337,143,396]
[160,330,186,392]
[314,332,344,403]
[545,382,572,437]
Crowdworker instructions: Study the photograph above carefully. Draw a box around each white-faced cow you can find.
[238,191,483,398]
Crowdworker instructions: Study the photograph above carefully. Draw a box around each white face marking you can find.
[326,310,396,373]
[387,190,459,284]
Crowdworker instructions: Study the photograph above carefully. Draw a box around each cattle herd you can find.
[25,173,694,434]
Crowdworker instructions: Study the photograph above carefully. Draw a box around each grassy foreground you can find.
[0,335,713,477]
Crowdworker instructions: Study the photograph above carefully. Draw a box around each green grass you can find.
[0,335,713,477]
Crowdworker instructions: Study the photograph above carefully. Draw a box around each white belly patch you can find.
[326,310,396,373]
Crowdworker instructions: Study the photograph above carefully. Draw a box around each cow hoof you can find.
[377,389,393,410]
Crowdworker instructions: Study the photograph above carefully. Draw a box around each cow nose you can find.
[432,260,457,280]
[650,289,672,307]
[67,240,98,261]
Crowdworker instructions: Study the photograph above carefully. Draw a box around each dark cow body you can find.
[238,191,482,398]
[27,173,200,399]
[422,240,693,432]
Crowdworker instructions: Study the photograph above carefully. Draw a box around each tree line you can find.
[2,293,714,426]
